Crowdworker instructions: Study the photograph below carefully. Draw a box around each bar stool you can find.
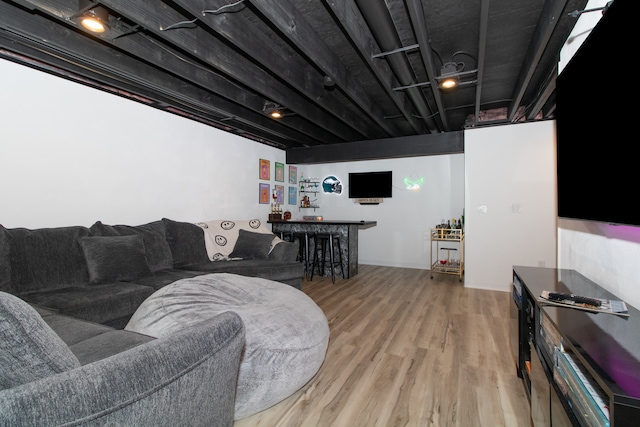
[278,231,293,242]
[310,233,344,283]
[292,232,314,281]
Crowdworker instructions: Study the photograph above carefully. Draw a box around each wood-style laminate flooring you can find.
[234,265,531,427]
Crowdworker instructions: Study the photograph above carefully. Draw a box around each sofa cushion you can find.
[39,309,155,365]
[229,229,276,260]
[42,311,117,346]
[70,329,156,365]
[20,282,155,325]
[0,291,80,390]
[268,240,299,262]
[0,225,11,293]
[128,269,202,291]
[89,221,173,272]
[79,235,152,285]
[6,226,90,293]
[162,218,209,268]
[179,259,304,284]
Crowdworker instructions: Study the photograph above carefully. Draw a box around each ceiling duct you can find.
[354,0,440,133]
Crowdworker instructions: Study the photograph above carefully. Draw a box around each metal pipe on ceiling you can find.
[404,0,449,131]
[354,0,440,133]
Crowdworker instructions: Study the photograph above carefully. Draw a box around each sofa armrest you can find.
[269,240,299,262]
[0,311,245,427]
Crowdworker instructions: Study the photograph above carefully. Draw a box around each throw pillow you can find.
[89,220,173,272]
[78,235,152,285]
[229,229,276,260]
[0,291,80,390]
[162,218,210,268]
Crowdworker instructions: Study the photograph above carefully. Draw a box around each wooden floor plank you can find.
[234,265,531,427]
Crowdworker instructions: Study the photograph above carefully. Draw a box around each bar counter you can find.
[268,220,376,278]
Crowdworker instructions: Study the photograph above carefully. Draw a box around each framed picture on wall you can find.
[288,186,297,205]
[259,183,270,204]
[289,165,297,184]
[275,162,284,182]
[259,159,270,180]
[275,185,284,204]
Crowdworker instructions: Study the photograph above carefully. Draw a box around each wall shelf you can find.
[299,179,320,210]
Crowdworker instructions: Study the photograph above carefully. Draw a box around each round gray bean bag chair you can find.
[125,273,329,419]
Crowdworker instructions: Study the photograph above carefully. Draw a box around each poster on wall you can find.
[288,186,297,205]
[289,165,297,184]
[259,159,270,180]
[259,183,270,204]
[275,162,284,182]
[275,185,284,204]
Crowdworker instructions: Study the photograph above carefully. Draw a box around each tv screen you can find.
[556,0,634,226]
[348,171,392,198]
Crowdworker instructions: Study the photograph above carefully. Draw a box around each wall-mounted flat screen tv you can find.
[348,171,392,198]
[556,0,634,226]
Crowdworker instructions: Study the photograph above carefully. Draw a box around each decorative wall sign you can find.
[289,165,297,184]
[259,159,270,180]
[288,186,297,205]
[275,185,284,204]
[322,175,342,194]
[404,176,424,190]
[259,183,270,203]
[275,162,284,182]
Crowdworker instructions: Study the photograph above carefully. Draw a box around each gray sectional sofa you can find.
[0,217,303,425]
[0,291,245,426]
[0,217,302,329]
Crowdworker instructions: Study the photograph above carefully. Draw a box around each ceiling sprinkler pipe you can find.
[354,0,440,133]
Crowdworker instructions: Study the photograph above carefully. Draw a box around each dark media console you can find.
[511,266,640,427]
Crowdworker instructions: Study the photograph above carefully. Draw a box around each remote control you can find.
[547,292,602,307]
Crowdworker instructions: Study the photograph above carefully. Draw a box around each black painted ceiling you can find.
[0,0,589,155]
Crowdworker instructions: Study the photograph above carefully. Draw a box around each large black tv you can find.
[556,0,634,226]
[348,171,392,198]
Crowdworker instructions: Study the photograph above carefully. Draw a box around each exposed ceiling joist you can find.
[507,0,568,123]
[0,0,589,160]
[247,0,402,137]
[322,0,426,134]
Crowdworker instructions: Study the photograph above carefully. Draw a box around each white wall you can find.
[0,58,285,228]
[296,155,465,269]
[464,121,557,291]
[558,221,640,310]
[0,57,465,273]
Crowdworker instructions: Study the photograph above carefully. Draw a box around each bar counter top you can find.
[268,219,377,228]
[268,220,377,278]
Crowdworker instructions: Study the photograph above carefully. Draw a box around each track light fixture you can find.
[263,101,284,119]
[323,75,336,91]
[438,62,459,90]
[74,1,110,33]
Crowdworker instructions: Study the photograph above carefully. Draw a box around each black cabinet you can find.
[512,266,640,427]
